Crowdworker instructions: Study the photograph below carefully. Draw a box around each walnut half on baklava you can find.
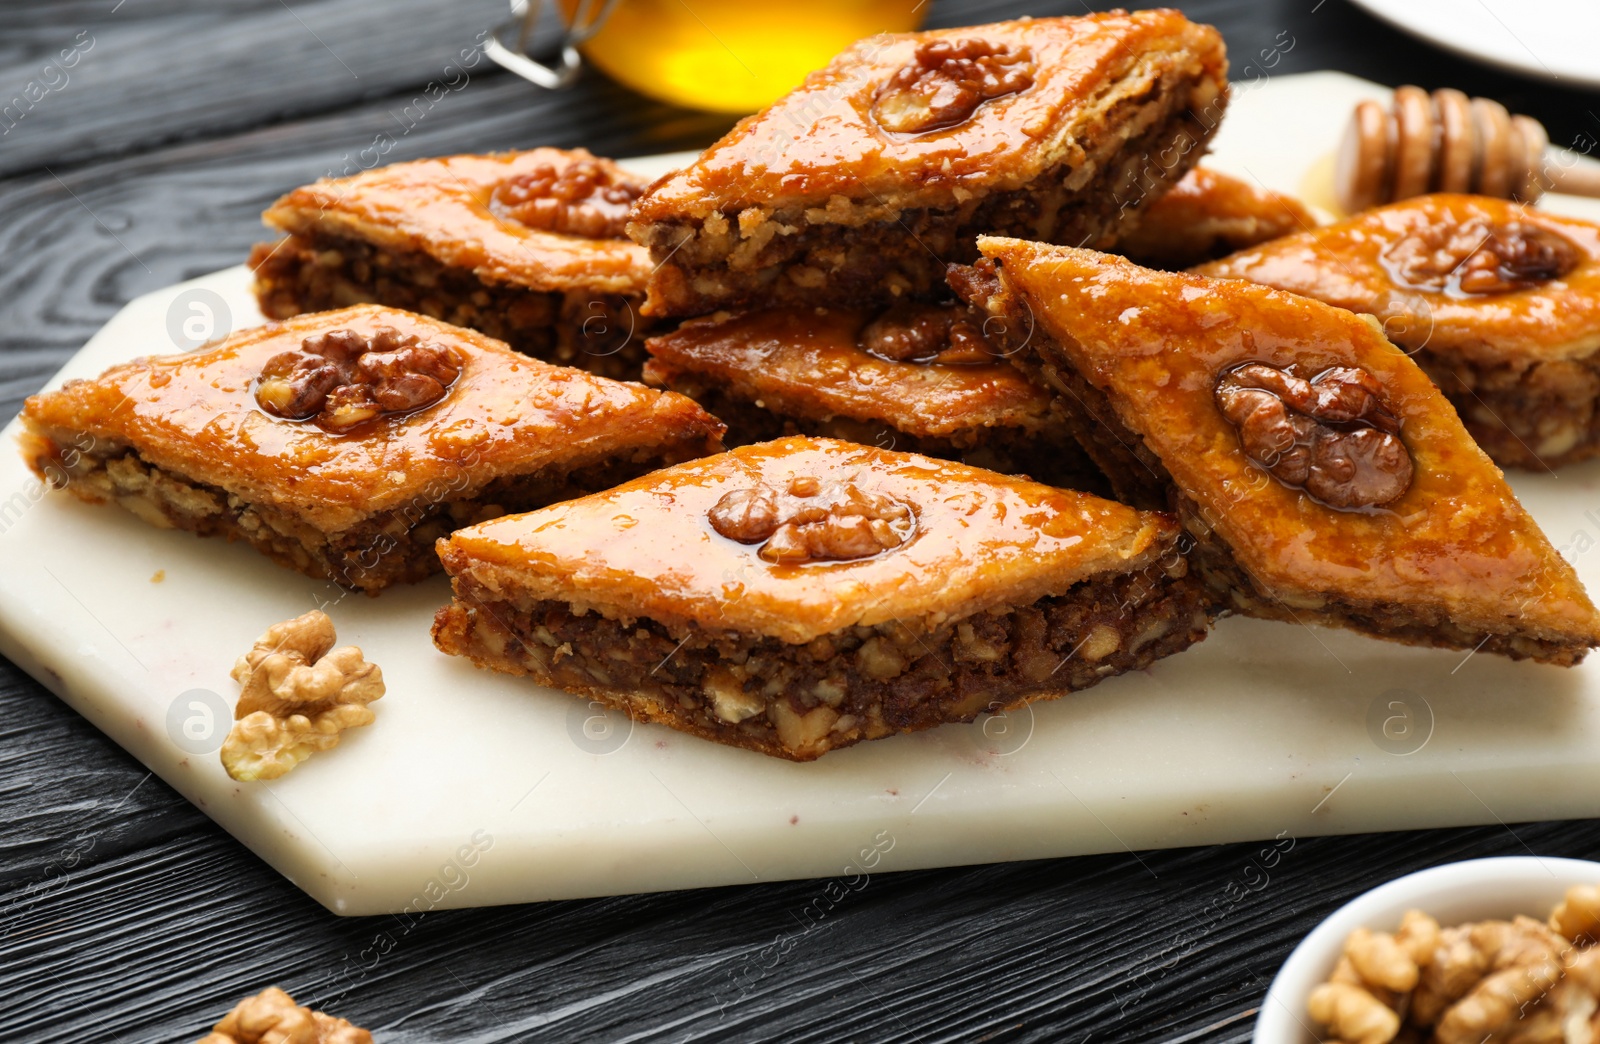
[629,10,1229,317]
[956,239,1600,666]
[20,305,723,593]
[1195,194,1600,469]
[431,436,1214,760]
[250,149,656,380]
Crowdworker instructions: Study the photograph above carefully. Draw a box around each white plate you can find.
[6,73,1600,916]
[1346,0,1600,89]
[1255,856,1600,1042]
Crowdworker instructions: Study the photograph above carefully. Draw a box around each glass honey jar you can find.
[529,0,927,113]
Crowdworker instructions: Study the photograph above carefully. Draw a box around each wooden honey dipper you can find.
[1335,85,1600,212]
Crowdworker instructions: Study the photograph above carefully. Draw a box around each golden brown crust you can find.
[1194,194,1600,366]
[630,10,1229,315]
[641,307,1058,440]
[1117,167,1320,269]
[633,11,1225,220]
[261,149,652,296]
[967,237,1600,656]
[20,305,724,535]
[435,436,1179,644]
[247,231,654,382]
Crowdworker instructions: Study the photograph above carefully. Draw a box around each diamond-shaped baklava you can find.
[641,304,1101,490]
[954,238,1600,665]
[20,305,723,593]
[432,437,1212,760]
[1116,166,1319,269]
[1195,194,1600,469]
[250,149,655,379]
[629,11,1228,317]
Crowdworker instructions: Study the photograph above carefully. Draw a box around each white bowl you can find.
[1254,856,1600,1043]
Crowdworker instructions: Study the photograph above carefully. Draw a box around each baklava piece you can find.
[641,304,1102,491]
[250,149,655,380]
[1116,166,1318,269]
[20,305,723,593]
[432,437,1213,760]
[955,238,1600,665]
[1195,194,1600,469]
[629,10,1228,317]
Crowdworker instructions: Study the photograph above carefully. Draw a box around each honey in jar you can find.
[560,0,926,113]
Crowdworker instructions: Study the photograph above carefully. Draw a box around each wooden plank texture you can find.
[2,1,1600,1041]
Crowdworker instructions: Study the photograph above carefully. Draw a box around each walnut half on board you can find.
[220,611,384,782]
[196,986,371,1044]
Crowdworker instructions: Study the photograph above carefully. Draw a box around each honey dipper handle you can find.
[1547,152,1600,198]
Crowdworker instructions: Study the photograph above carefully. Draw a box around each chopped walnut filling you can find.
[871,38,1036,135]
[1382,218,1581,295]
[707,475,916,564]
[220,611,384,781]
[197,986,371,1044]
[255,327,461,434]
[1215,362,1413,509]
[1308,887,1600,1044]
[858,303,996,365]
[489,159,643,239]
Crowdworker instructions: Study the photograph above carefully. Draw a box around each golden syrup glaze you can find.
[21,305,723,533]
[1194,194,1600,365]
[1117,167,1321,268]
[439,436,1178,644]
[630,11,1227,222]
[977,237,1600,644]
[262,149,652,295]
[641,307,1056,438]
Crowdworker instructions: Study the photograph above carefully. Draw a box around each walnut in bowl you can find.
[1256,857,1600,1044]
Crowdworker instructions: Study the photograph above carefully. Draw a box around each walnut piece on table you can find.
[220,611,384,782]
[1308,889,1600,1043]
[196,986,371,1044]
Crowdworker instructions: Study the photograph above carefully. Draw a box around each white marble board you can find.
[4,73,1600,916]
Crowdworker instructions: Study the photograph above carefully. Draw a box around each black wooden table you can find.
[4,2,1599,1041]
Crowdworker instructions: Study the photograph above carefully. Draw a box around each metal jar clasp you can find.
[484,0,622,89]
